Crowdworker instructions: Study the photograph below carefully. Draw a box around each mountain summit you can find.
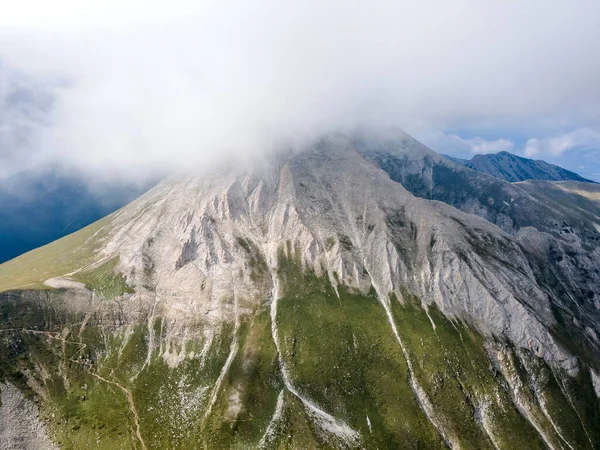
[447,150,594,183]
[0,132,599,449]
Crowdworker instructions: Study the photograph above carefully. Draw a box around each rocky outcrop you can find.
[0,383,57,450]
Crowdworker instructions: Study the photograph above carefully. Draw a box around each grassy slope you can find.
[515,180,600,231]
[276,249,444,448]
[0,214,113,293]
[1,248,599,448]
[274,252,599,449]
[72,257,134,299]
[390,294,544,449]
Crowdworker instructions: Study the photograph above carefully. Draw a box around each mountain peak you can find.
[1,131,599,449]
[456,150,594,183]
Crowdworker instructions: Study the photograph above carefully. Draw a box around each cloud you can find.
[467,138,513,154]
[0,63,58,177]
[0,0,599,179]
[410,128,513,157]
[523,128,600,157]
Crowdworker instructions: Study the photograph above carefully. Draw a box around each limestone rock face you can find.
[0,383,57,450]
[92,135,594,371]
[0,132,598,449]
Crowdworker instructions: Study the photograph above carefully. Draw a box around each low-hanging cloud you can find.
[1,0,600,180]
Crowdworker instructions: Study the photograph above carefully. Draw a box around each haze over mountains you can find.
[0,168,155,264]
[446,151,595,183]
[0,140,592,268]
[1,1,600,448]
[0,130,598,449]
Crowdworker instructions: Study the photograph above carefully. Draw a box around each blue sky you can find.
[0,0,599,182]
[412,127,600,181]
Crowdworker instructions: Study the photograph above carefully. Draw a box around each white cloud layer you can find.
[524,128,600,157]
[466,137,514,155]
[410,128,514,157]
[1,0,599,179]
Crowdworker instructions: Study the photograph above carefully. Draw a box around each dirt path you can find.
[87,370,147,450]
[0,328,147,450]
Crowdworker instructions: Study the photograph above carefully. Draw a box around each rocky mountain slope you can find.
[0,133,599,449]
[359,129,600,239]
[446,151,594,183]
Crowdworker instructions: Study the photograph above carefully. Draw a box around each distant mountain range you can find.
[0,167,156,263]
[444,151,595,183]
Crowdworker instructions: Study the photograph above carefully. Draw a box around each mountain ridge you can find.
[445,150,595,183]
[0,132,599,449]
